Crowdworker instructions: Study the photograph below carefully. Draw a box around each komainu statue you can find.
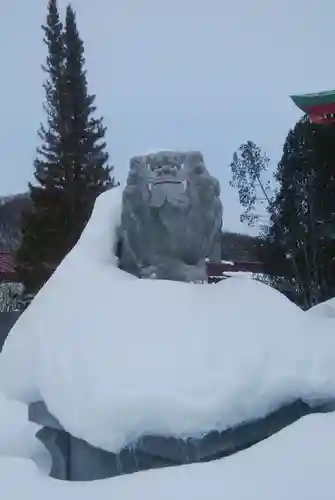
[118,150,223,282]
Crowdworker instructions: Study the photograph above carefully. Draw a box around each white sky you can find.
[1,0,335,233]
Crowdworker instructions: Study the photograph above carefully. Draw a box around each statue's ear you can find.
[130,156,145,172]
[184,151,206,175]
[187,151,204,163]
[128,156,147,184]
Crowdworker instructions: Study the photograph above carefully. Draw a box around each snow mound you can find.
[0,392,46,464]
[307,298,335,319]
[1,412,335,500]
[1,187,335,454]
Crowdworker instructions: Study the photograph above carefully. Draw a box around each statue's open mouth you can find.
[147,180,187,192]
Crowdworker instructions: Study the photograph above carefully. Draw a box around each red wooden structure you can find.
[206,261,263,283]
[0,253,19,283]
[0,252,263,284]
[290,89,335,125]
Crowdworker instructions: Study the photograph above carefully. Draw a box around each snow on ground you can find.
[0,392,50,471]
[1,187,335,455]
[224,270,254,278]
[0,412,335,500]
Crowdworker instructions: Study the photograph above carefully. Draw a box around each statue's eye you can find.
[194,165,204,174]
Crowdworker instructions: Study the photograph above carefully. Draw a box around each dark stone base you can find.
[29,399,335,481]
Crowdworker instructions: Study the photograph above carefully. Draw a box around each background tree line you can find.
[230,118,335,309]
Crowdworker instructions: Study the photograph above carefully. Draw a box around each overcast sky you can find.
[1,0,335,233]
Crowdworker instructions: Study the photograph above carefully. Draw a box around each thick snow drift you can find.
[1,412,335,500]
[1,187,335,454]
[0,392,48,469]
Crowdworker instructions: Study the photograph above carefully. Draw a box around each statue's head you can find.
[118,150,222,281]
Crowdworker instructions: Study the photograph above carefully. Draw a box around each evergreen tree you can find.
[16,1,117,301]
[229,128,335,309]
[260,118,335,308]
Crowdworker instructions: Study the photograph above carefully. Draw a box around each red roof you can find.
[0,253,16,274]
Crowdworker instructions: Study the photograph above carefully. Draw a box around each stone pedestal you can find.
[29,399,335,481]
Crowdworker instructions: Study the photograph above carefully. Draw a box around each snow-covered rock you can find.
[1,186,335,458]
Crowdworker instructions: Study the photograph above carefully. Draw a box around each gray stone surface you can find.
[118,150,223,282]
[0,311,21,352]
[29,399,335,481]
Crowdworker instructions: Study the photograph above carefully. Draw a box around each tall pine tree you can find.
[16,0,117,301]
